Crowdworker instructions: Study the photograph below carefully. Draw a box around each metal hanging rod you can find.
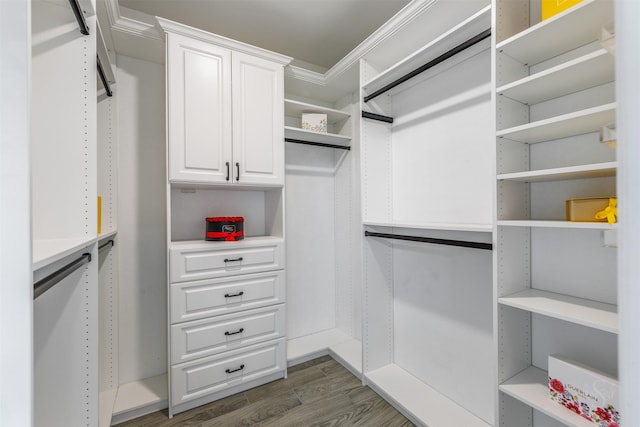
[98,239,115,252]
[285,138,351,151]
[33,253,92,300]
[97,56,113,97]
[68,0,90,35]
[365,231,492,251]
[362,111,394,124]
[363,28,491,103]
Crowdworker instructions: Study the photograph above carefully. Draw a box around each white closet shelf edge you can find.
[497,220,616,230]
[33,236,97,271]
[366,364,491,427]
[111,374,168,424]
[497,161,617,182]
[499,366,595,427]
[499,288,618,333]
[496,0,614,65]
[284,126,351,146]
[363,221,493,233]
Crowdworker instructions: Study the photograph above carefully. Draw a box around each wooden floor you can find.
[117,356,414,427]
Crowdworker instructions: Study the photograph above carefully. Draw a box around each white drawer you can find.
[171,304,285,364]
[170,238,285,283]
[171,338,286,406]
[170,270,285,324]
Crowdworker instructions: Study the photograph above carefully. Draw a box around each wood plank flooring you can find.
[117,356,415,426]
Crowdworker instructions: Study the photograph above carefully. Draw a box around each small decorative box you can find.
[302,113,327,133]
[205,217,244,241]
[548,354,620,426]
[541,0,583,20]
[566,197,617,223]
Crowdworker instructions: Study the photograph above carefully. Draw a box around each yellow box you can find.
[565,197,612,222]
[542,0,584,20]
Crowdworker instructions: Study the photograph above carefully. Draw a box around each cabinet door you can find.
[167,33,232,183]
[232,52,284,186]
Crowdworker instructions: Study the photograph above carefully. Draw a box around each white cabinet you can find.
[158,18,291,417]
[165,29,285,186]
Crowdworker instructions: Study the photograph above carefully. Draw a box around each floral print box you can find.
[549,354,620,426]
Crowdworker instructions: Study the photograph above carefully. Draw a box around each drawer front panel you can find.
[171,305,285,363]
[171,338,286,405]
[170,270,285,324]
[170,241,284,282]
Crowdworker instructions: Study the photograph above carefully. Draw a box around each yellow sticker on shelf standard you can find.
[595,197,617,224]
[98,196,102,234]
[542,0,583,20]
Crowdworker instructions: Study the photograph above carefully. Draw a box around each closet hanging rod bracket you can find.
[98,239,115,252]
[363,28,491,103]
[68,0,90,36]
[364,231,492,250]
[97,55,113,97]
[33,252,92,300]
[362,111,394,123]
[285,138,351,150]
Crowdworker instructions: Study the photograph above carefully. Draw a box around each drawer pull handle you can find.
[236,162,240,182]
[225,364,245,374]
[225,162,230,181]
[224,291,244,298]
[224,328,244,336]
[224,257,243,263]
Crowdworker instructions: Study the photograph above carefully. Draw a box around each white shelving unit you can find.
[360,2,494,425]
[284,98,352,147]
[283,94,362,378]
[495,0,618,426]
[499,367,595,427]
[31,1,102,425]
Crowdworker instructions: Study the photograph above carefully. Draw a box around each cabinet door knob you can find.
[225,364,245,374]
[224,327,244,336]
[235,162,240,182]
[225,162,230,181]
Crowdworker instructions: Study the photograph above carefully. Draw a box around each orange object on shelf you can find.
[542,0,583,20]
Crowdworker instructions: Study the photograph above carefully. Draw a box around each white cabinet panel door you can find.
[232,51,284,186]
[167,33,232,183]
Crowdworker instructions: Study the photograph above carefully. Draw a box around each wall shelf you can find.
[496,0,614,65]
[497,161,617,182]
[497,49,614,104]
[496,103,616,143]
[284,99,350,124]
[497,220,616,230]
[366,364,491,427]
[33,236,96,271]
[499,367,595,427]
[362,5,491,97]
[363,221,493,233]
[284,126,351,148]
[499,289,617,333]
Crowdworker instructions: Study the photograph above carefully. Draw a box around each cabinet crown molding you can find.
[157,17,292,66]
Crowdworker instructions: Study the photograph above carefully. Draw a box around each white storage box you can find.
[548,354,620,425]
[302,113,327,133]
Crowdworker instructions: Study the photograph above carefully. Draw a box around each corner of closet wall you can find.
[359,1,495,425]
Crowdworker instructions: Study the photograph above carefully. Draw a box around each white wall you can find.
[116,54,167,383]
[617,0,640,424]
[0,0,32,424]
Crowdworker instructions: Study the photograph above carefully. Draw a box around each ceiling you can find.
[117,0,411,70]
